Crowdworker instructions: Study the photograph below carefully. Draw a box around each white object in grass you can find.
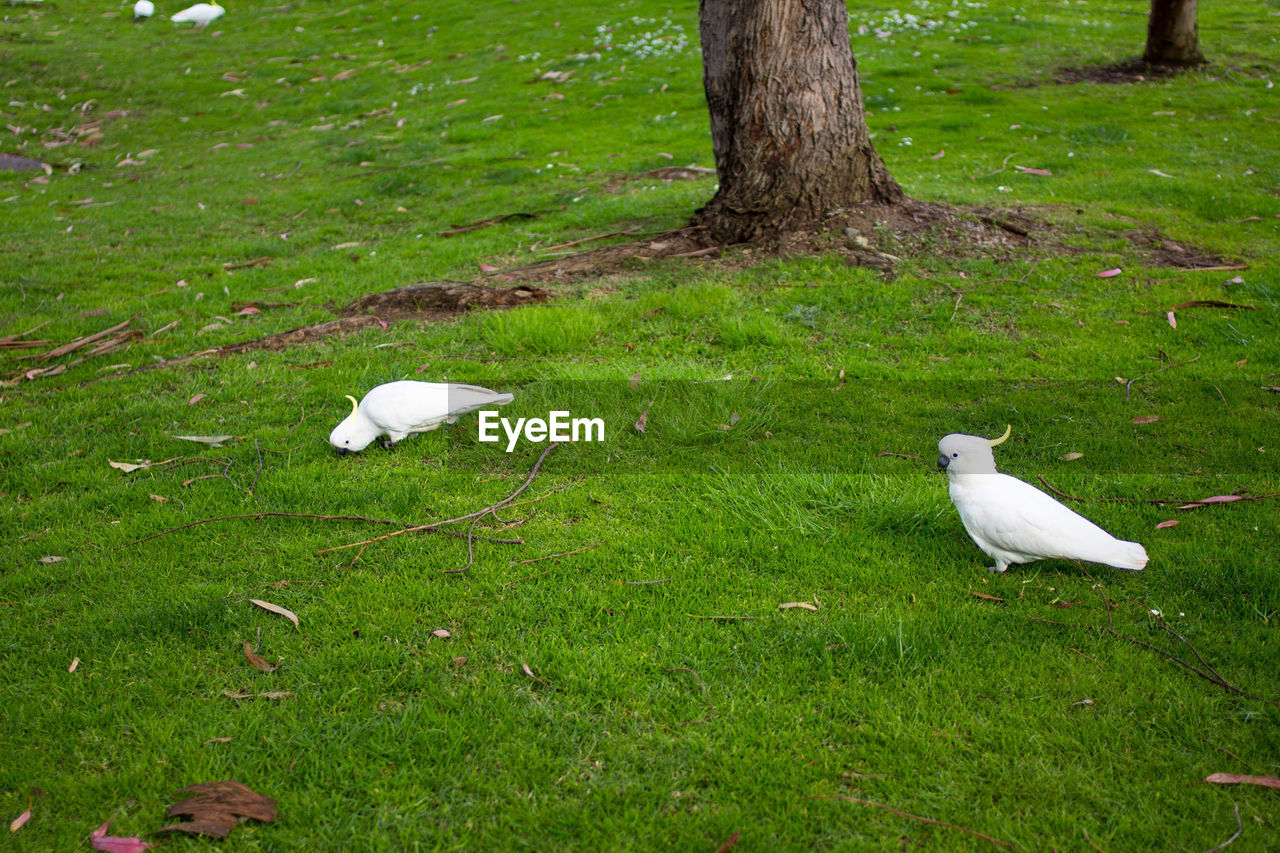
[330,381,514,454]
[170,2,224,26]
[133,0,155,20]
[938,426,1148,574]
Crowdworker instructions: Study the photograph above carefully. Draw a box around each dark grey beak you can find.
[334,447,351,456]
[937,453,950,469]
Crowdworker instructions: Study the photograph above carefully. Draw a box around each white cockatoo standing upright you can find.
[170,2,224,26]
[133,0,155,21]
[938,426,1148,574]
[329,381,514,454]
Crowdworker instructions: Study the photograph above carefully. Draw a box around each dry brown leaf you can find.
[1205,772,1280,790]
[452,656,468,666]
[156,780,279,839]
[1059,452,1083,461]
[634,408,648,433]
[967,591,1005,602]
[38,556,65,564]
[148,494,168,503]
[204,737,232,745]
[68,657,80,672]
[1131,415,1161,425]
[249,599,299,628]
[432,629,451,639]
[109,459,150,473]
[779,601,818,611]
[521,663,547,684]
[172,434,235,447]
[243,642,278,673]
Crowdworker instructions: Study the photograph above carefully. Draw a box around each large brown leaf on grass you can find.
[153,780,278,838]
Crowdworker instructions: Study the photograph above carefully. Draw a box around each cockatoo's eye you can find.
[952,452,958,458]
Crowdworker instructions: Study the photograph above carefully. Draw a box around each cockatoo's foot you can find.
[987,564,1008,574]
[379,437,396,449]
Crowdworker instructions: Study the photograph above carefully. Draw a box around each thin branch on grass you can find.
[320,443,560,562]
[1036,476,1187,506]
[1035,584,1277,705]
[1069,647,1106,671]
[1082,827,1109,853]
[515,539,602,566]
[1168,264,1249,274]
[1038,476,1280,510]
[811,795,1016,849]
[687,613,754,621]
[620,578,672,585]
[1135,597,1226,682]
[344,544,367,571]
[538,228,640,252]
[1203,804,1242,853]
[1123,352,1201,399]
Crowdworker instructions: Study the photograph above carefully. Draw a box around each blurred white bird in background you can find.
[330,381,515,454]
[170,2,224,27]
[938,425,1148,574]
[133,0,154,21]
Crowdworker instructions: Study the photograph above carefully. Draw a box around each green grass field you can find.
[2,0,1278,849]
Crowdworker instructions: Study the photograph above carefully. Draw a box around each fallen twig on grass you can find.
[1036,476,1189,506]
[221,256,273,271]
[1121,351,1201,399]
[620,578,672,586]
[1203,803,1242,853]
[687,613,754,621]
[126,511,524,550]
[1167,264,1249,274]
[1031,581,1277,705]
[538,227,641,252]
[1082,827,1109,853]
[1037,476,1280,511]
[515,539,602,566]
[438,209,552,238]
[811,795,1016,848]
[446,443,561,574]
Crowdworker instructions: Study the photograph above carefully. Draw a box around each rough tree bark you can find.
[1143,0,1204,67]
[695,0,903,244]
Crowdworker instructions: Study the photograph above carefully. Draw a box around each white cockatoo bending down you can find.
[170,2,224,26]
[329,380,513,454]
[938,426,1148,574]
[133,0,155,21]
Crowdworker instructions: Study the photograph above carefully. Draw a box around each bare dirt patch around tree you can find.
[118,196,1235,373]
[1053,58,1189,86]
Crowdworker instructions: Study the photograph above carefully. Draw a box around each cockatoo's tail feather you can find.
[938,428,1147,573]
[330,381,514,454]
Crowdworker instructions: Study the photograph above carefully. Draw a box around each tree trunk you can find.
[695,0,903,243]
[1143,0,1204,67]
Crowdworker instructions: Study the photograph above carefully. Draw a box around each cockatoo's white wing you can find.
[951,473,1147,571]
[171,3,223,24]
[360,381,512,433]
